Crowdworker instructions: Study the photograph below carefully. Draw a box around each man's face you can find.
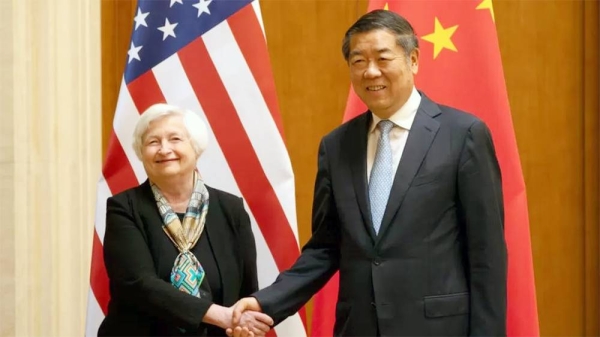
[348,29,419,119]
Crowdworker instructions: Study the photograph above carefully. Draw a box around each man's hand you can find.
[231,297,263,325]
[238,310,273,333]
[227,311,272,337]
[225,297,273,337]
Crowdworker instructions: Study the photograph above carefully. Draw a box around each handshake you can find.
[209,297,273,337]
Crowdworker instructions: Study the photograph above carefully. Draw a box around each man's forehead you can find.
[350,30,399,47]
[349,41,402,56]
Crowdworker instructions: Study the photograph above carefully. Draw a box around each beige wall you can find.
[0,0,102,336]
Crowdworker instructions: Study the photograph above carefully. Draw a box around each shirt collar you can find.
[370,87,421,133]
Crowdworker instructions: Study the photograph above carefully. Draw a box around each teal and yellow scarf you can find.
[150,171,209,297]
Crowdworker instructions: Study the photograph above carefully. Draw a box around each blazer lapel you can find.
[138,180,166,232]
[375,96,441,243]
[346,113,377,241]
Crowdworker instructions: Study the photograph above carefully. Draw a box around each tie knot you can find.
[378,120,394,135]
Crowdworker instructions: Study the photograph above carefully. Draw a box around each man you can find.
[231,9,507,336]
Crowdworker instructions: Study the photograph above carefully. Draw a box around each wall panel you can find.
[495,0,596,335]
[582,1,599,334]
[101,0,137,160]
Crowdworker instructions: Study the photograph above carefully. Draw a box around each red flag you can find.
[311,1,538,336]
[86,1,306,336]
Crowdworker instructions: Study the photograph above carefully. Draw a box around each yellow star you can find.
[421,17,458,59]
[383,3,389,10]
[476,0,495,22]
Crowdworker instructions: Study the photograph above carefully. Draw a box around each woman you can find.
[98,103,271,336]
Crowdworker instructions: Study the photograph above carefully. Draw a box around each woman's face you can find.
[141,115,198,182]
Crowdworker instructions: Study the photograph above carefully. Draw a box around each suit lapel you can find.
[346,113,377,241]
[375,96,441,243]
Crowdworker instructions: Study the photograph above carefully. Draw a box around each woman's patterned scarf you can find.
[150,171,209,297]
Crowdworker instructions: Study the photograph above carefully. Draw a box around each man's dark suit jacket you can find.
[98,181,258,336]
[254,93,507,336]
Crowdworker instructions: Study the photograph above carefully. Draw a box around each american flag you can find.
[85,0,307,336]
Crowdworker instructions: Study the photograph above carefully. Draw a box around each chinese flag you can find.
[310,1,539,336]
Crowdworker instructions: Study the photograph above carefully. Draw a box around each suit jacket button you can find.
[373,259,381,266]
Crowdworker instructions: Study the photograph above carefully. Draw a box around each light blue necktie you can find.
[369,120,394,235]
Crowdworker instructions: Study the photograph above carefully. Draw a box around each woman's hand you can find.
[203,304,234,330]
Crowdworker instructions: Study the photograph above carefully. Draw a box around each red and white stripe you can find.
[86,3,306,336]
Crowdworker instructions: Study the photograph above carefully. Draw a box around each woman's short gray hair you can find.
[132,103,209,160]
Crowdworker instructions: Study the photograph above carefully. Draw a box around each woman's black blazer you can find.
[98,180,258,336]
